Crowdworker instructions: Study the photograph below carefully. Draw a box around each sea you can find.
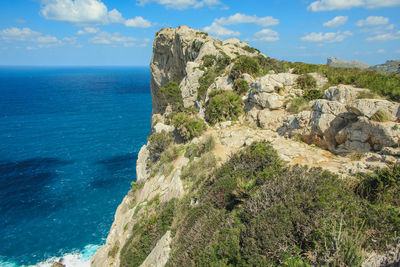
[0,66,152,266]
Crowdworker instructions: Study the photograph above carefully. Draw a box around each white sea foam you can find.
[0,244,100,267]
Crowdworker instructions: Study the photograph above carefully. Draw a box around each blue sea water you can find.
[0,67,152,266]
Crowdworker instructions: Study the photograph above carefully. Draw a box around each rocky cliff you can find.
[91,26,400,267]
[327,56,371,69]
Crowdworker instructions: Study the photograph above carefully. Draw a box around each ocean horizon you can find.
[0,66,152,266]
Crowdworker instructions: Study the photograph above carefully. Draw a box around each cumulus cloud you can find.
[76,27,99,35]
[254,29,279,41]
[125,17,153,28]
[323,16,348,27]
[377,49,385,53]
[308,0,400,11]
[356,16,389,27]
[203,13,279,38]
[0,27,60,44]
[215,13,279,27]
[136,0,223,10]
[301,31,353,43]
[89,32,136,44]
[367,31,400,40]
[40,0,153,27]
[203,22,240,37]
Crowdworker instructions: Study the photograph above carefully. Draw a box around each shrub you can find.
[205,90,243,125]
[286,97,309,114]
[120,199,176,267]
[296,74,317,90]
[233,78,250,95]
[231,56,260,78]
[292,62,323,74]
[303,88,323,100]
[157,81,183,112]
[242,45,260,54]
[202,55,216,68]
[197,69,217,101]
[172,113,207,142]
[147,130,173,162]
[256,55,290,75]
[185,135,216,160]
[181,152,217,186]
[355,163,400,206]
[371,109,392,122]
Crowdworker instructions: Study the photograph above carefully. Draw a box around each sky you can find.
[0,0,399,66]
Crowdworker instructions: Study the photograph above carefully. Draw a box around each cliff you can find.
[92,26,400,267]
[327,56,371,69]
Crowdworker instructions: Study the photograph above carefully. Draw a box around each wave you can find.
[0,244,100,267]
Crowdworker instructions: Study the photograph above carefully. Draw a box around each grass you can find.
[233,78,250,96]
[371,109,392,122]
[296,74,317,90]
[286,97,310,114]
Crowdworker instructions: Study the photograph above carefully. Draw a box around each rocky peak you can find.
[327,56,371,69]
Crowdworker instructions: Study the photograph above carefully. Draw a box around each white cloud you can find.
[254,29,279,41]
[125,17,152,28]
[40,0,154,28]
[301,31,353,43]
[76,27,99,35]
[377,49,385,53]
[356,16,389,26]
[366,31,400,40]
[215,13,279,27]
[89,31,141,47]
[323,16,348,27]
[203,22,240,37]
[0,27,41,41]
[308,0,400,11]
[136,0,223,10]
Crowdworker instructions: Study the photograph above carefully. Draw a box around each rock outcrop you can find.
[327,56,371,69]
[92,27,400,267]
[368,59,400,74]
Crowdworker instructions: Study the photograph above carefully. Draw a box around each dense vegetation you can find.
[163,142,400,266]
[197,53,232,101]
[147,130,173,162]
[233,78,250,96]
[291,62,400,101]
[157,81,184,112]
[171,112,207,141]
[205,90,243,125]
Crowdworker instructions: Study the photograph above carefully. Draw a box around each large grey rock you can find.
[278,111,312,138]
[324,85,365,104]
[336,117,400,152]
[249,91,283,110]
[251,73,298,93]
[136,145,150,182]
[347,99,400,120]
[180,62,204,108]
[152,122,175,133]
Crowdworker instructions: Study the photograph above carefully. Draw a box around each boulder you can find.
[347,99,400,120]
[278,111,312,138]
[152,122,175,133]
[258,109,287,130]
[251,73,298,93]
[180,62,204,108]
[323,85,365,104]
[136,145,150,182]
[249,92,283,110]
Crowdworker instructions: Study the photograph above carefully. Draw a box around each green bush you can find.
[233,78,250,95]
[231,56,260,78]
[147,130,173,161]
[167,142,400,267]
[286,97,310,113]
[172,113,207,142]
[296,74,317,90]
[202,55,216,68]
[205,90,243,125]
[355,163,400,206]
[242,45,260,54]
[303,89,323,100]
[292,62,323,74]
[185,135,216,160]
[197,69,217,101]
[157,81,184,112]
[256,55,290,75]
[120,199,176,267]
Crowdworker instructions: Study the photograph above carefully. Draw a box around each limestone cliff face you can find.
[91,26,400,267]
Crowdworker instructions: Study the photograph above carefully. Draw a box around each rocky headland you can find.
[91,26,400,267]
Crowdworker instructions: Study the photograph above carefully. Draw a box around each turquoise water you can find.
[0,67,152,266]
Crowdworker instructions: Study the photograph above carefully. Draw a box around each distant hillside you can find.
[368,59,400,74]
[326,56,371,69]
[327,56,400,73]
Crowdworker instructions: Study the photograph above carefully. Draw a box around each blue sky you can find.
[0,0,399,66]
